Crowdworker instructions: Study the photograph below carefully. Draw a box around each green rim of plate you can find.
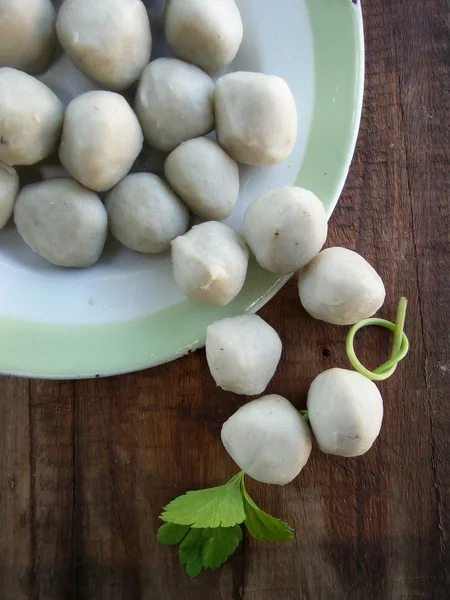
[1,0,364,378]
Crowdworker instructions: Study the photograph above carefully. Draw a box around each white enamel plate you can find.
[0,0,364,378]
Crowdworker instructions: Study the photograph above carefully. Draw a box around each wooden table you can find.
[1,0,449,598]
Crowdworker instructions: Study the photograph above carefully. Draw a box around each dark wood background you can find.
[1,0,449,598]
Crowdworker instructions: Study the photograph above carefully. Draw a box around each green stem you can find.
[229,471,245,485]
[300,410,309,422]
[346,297,409,381]
[390,297,407,358]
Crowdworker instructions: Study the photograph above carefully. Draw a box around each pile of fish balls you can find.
[1,1,394,491]
[213,243,386,485]
[0,0,301,275]
[203,192,387,486]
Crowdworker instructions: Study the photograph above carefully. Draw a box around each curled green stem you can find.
[346,297,409,381]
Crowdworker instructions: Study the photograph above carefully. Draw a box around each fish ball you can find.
[171,221,248,305]
[206,314,282,395]
[14,178,108,268]
[56,0,152,92]
[0,68,64,166]
[221,395,312,485]
[298,247,386,325]
[165,138,239,220]
[0,0,56,74]
[307,368,384,457]
[135,58,215,152]
[0,163,19,229]
[106,173,190,254]
[165,0,243,75]
[215,72,298,165]
[59,91,143,192]
[244,187,328,274]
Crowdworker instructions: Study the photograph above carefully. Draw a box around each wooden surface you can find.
[1,0,449,598]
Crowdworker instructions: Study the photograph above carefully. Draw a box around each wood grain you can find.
[1,0,449,598]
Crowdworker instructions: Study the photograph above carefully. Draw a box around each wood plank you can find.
[0,378,32,600]
[391,0,450,592]
[0,379,76,600]
[28,380,76,600]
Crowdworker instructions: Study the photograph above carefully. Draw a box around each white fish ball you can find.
[307,368,384,457]
[215,72,298,165]
[298,247,386,325]
[171,221,248,306]
[106,173,190,254]
[56,0,152,92]
[0,163,19,229]
[164,138,239,221]
[221,395,312,485]
[244,187,328,274]
[135,58,215,152]
[14,178,108,268]
[0,0,56,74]
[165,0,243,75]
[206,314,282,395]
[59,91,144,192]
[0,68,64,166]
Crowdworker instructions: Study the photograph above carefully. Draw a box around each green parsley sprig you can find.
[157,471,293,578]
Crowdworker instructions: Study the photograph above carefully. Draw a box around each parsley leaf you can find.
[160,472,245,528]
[179,529,204,578]
[157,523,190,545]
[241,479,293,541]
[201,526,243,569]
[179,526,243,578]
[157,472,295,578]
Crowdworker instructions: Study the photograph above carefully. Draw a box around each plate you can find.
[0,0,364,379]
